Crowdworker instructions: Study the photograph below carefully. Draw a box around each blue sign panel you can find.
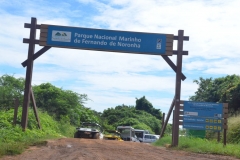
[46,25,170,55]
[183,116,222,124]
[183,122,222,131]
[183,101,223,118]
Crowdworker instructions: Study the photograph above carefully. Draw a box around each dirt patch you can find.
[1,138,239,160]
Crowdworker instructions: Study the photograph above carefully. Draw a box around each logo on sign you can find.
[52,30,71,42]
[214,113,222,118]
[156,39,162,49]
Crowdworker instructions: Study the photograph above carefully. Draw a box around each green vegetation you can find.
[101,104,164,134]
[33,83,99,125]
[155,113,240,158]
[0,74,24,110]
[0,108,75,157]
[155,74,240,158]
[154,136,240,158]
[190,75,240,114]
[135,96,162,120]
[1,74,240,158]
[0,74,99,157]
[227,114,240,144]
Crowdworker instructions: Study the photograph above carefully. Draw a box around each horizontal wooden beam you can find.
[166,34,174,39]
[40,28,48,33]
[23,38,39,44]
[174,36,189,41]
[39,41,47,46]
[166,38,174,43]
[39,36,47,42]
[166,42,173,48]
[24,23,41,29]
[172,51,188,55]
[40,32,47,38]
[40,24,49,29]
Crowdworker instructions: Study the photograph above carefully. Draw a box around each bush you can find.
[227,114,240,144]
[0,107,76,157]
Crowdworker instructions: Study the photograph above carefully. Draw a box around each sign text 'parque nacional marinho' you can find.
[39,25,174,55]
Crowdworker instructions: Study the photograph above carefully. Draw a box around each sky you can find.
[0,0,240,123]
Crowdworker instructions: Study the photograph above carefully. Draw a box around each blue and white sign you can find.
[46,25,171,55]
[183,116,222,124]
[183,101,223,118]
[183,123,222,131]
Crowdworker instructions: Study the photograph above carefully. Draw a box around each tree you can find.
[135,96,162,120]
[190,75,240,114]
[0,74,24,110]
[32,83,98,125]
[0,75,99,125]
[101,104,161,134]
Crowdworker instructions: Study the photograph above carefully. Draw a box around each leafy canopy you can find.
[101,103,162,134]
[190,75,240,114]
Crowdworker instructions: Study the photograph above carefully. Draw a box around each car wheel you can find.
[74,132,79,138]
[93,133,100,139]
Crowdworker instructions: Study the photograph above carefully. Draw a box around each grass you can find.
[227,115,240,144]
[1,109,240,158]
[0,108,76,157]
[0,136,53,156]
[154,136,240,159]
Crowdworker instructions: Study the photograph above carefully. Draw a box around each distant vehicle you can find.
[117,126,140,142]
[139,134,159,143]
[74,122,103,139]
[134,129,150,142]
[103,130,123,141]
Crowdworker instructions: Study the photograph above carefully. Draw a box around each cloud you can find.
[1,0,240,115]
[89,0,240,60]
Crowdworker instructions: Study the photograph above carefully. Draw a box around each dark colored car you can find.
[74,122,103,139]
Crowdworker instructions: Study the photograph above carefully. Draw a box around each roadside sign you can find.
[183,116,222,124]
[179,100,228,146]
[183,101,223,118]
[39,25,174,55]
[183,123,222,131]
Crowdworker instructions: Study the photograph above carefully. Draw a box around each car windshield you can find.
[81,123,101,131]
[105,131,120,136]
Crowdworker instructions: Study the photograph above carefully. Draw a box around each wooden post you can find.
[172,111,175,146]
[161,113,165,129]
[223,128,227,146]
[30,88,41,129]
[217,132,220,142]
[13,98,19,126]
[22,46,51,67]
[21,17,37,131]
[223,103,228,146]
[159,96,175,138]
[160,113,165,136]
[172,30,184,146]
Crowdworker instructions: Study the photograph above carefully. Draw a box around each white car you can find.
[139,134,159,143]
